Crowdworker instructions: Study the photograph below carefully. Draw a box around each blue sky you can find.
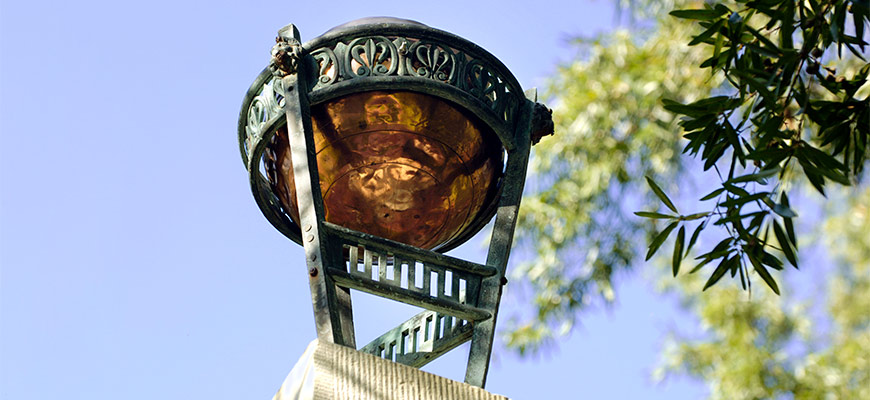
[1,1,708,398]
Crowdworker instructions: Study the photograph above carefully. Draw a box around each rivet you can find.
[304,224,312,232]
[309,267,318,277]
[310,253,317,261]
[307,234,315,242]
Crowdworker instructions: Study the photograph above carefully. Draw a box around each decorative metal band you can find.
[240,34,524,161]
[242,76,284,163]
[304,35,522,128]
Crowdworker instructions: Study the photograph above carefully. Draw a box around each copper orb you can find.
[265,90,503,250]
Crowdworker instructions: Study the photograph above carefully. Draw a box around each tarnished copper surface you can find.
[266,91,503,250]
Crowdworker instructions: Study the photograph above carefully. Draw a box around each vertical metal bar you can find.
[362,249,373,276]
[433,313,443,340]
[421,265,432,295]
[444,314,454,337]
[437,268,446,299]
[464,97,534,388]
[348,245,358,273]
[278,24,355,348]
[407,260,416,290]
[377,253,387,281]
[390,256,402,285]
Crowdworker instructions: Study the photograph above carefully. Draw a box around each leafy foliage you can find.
[656,187,870,399]
[638,0,870,294]
[506,19,721,352]
[508,0,868,352]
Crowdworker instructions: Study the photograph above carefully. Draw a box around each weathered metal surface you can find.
[267,91,502,250]
[238,18,527,252]
[277,25,356,348]
[239,18,547,389]
[322,222,491,322]
[323,222,498,278]
[464,90,535,388]
[329,270,490,321]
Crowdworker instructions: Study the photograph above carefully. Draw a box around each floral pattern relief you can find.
[308,35,521,126]
[407,41,456,83]
[245,35,522,157]
[347,36,398,77]
[244,78,285,158]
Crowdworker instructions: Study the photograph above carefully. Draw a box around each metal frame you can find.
[239,19,543,388]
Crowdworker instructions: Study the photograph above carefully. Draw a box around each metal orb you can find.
[266,90,503,250]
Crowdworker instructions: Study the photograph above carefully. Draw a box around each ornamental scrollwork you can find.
[406,41,456,83]
[463,60,501,107]
[346,36,398,77]
[311,48,338,86]
[244,78,285,158]
[307,35,522,126]
[247,34,524,141]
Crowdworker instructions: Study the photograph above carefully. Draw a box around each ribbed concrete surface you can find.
[274,339,508,400]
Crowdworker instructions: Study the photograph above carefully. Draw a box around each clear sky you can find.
[1,1,708,398]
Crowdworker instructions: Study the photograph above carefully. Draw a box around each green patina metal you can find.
[239,17,552,388]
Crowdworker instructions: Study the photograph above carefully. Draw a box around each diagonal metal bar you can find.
[464,93,535,388]
[360,310,473,368]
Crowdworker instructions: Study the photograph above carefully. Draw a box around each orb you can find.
[265,90,503,250]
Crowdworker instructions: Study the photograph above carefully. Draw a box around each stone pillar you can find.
[274,339,509,400]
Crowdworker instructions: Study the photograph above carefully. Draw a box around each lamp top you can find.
[324,17,429,34]
[239,18,539,251]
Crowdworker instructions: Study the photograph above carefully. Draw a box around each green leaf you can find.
[745,25,782,55]
[719,192,771,209]
[685,222,705,258]
[680,114,718,131]
[752,257,781,295]
[723,183,749,197]
[673,226,686,277]
[731,69,774,102]
[797,155,828,196]
[634,211,678,219]
[761,250,784,271]
[670,9,728,20]
[681,212,709,221]
[743,42,781,58]
[689,19,726,46]
[723,167,780,184]
[701,187,725,201]
[712,31,725,69]
[646,176,678,213]
[772,220,798,269]
[661,99,711,117]
[773,203,798,218]
[780,0,794,49]
[686,95,737,112]
[746,249,780,295]
[646,221,679,261]
[802,144,848,171]
[782,193,797,249]
[703,256,734,290]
